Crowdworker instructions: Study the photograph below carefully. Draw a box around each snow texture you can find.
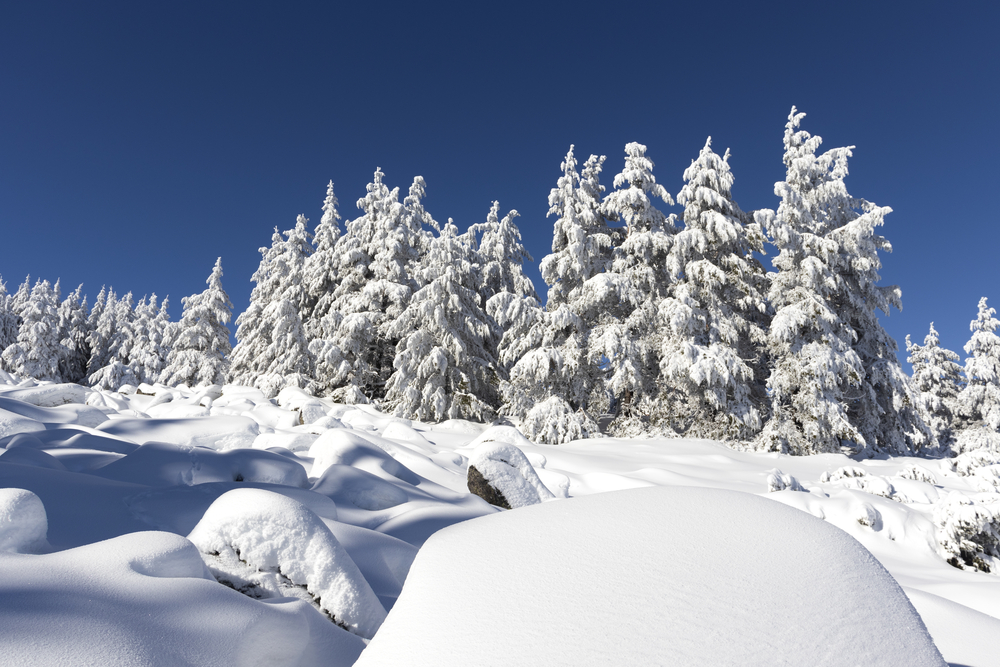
[358,486,945,667]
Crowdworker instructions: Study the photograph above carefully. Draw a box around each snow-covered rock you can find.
[466,440,554,509]
[187,488,387,639]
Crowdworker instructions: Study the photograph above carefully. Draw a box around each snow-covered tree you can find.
[302,181,342,338]
[538,147,613,308]
[56,285,90,383]
[0,277,20,355]
[384,219,500,422]
[595,142,676,433]
[954,298,1000,453]
[757,107,929,455]
[479,201,538,316]
[657,138,769,441]
[88,291,140,390]
[161,259,232,388]
[311,170,425,401]
[907,323,964,451]
[85,287,112,378]
[230,218,314,397]
[0,279,63,381]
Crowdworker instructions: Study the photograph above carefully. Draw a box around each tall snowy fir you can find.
[302,181,342,338]
[0,278,20,358]
[229,218,314,397]
[657,138,769,441]
[161,259,233,388]
[907,323,963,451]
[501,147,610,443]
[0,279,63,382]
[954,297,1000,453]
[756,108,929,455]
[89,292,140,390]
[383,219,499,422]
[311,170,424,402]
[55,285,90,384]
[596,142,676,434]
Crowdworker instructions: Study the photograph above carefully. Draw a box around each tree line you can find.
[2,108,998,457]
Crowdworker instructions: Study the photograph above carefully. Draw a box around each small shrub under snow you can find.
[932,492,1000,573]
[0,488,49,553]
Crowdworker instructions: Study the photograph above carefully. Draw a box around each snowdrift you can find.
[359,486,945,667]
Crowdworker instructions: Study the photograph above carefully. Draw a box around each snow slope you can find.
[0,378,997,665]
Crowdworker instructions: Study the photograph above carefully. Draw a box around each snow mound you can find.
[0,530,365,666]
[467,441,554,508]
[97,415,260,450]
[95,441,309,488]
[187,488,387,639]
[309,429,420,484]
[0,488,48,553]
[0,383,91,407]
[358,486,945,667]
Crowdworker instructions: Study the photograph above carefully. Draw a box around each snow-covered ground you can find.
[0,376,997,666]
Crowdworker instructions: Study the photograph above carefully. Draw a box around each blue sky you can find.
[1,0,998,366]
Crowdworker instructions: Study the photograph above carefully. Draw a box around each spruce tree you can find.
[595,142,675,433]
[384,219,499,422]
[0,279,63,382]
[657,138,769,441]
[302,181,342,338]
[162,258,233,388]
[757,107,929,455]
[954,297,1000,453]
[0,277,19,355]
[230,218,314,397]
[907,323,963,451]
[56,285,90,383]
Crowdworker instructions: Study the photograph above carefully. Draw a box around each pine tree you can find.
[657,138,769,441]
[88,291,140,390]
[384,219,499,422]
[161,258,232,388]
[313,170,425,401]
[85,287,112,377]
[757,107,929,455]
[499,148,615,443]
[907,323,963,451]
[0,277,19,354]
[56,285,90,383]
[954,297,1000,453]
[595,142,676,433]
[230,218,314,397]
[1,280,64,382]
[302,181,342,338]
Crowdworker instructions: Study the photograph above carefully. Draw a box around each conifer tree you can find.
[657,138,769,441]
[56,285,90,383]
[313,170,425,401]
[500,149,613,443]
[595,142,675,433]
[384,219,499,422]
[302,181,342,338]
[89,291,140,390]
[757,108,929,455]
[230,218,314,397]
[162,258,232,388]
[954,297,1000,453]
[0,279,63,381]
[0,277,19,354]
[907,323,963,450]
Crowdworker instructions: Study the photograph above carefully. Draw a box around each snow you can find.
[0,377,996,665]
[358,486,944,667]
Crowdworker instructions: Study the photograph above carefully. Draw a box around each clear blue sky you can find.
[1,0,997,367]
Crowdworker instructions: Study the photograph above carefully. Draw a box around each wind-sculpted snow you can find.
[0,377,999,665]
[359,487,945,667]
